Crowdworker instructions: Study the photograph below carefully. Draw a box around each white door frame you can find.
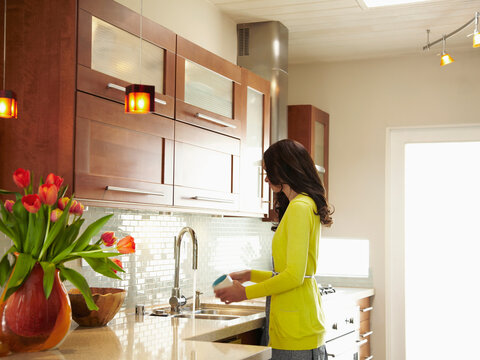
[385,124,480,360]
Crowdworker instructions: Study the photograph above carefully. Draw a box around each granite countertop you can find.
[6,288,374,359]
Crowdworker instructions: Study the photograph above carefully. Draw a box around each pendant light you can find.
[440,35,454,67]
[125,0,154,114]
[0,0,17,119]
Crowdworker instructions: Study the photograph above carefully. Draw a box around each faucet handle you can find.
[195,291,202,309]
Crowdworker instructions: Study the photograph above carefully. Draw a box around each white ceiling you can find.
[209,0,480,63]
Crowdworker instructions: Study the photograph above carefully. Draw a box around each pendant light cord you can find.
[3,0,6,89]
[139,0,142,85]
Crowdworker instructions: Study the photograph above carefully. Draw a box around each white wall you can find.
[115,0,237,63]
[289,49,480,359]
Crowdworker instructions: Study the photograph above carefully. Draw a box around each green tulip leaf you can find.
[73,214,113,252]
[70,251,121,258]
[4,253,35,300]
[108,258,124,273]
[60,266,98,311]
[0,248,14,286]
[83,257,123,279]
[40,199,74,260]
[40,261,56,299]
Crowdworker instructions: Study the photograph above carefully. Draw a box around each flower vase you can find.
[0,263,72,353]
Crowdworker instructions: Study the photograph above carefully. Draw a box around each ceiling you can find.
[209,0,480,64]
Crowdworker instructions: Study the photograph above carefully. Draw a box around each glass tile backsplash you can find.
[0,206,273,312]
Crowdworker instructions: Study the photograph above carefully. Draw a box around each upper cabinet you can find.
[175,36,243,138]
[288,105,330,195]
[77,0,176,118]
[239,69,271,216]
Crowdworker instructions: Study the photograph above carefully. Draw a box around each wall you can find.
[115,0,237,63]
[288,49,480,360]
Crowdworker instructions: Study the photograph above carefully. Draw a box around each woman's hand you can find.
[229,270,251,284]
[214,281,247,304]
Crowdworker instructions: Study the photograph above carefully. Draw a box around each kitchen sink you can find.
[150,303,265,320]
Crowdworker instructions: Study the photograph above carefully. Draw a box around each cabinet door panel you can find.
[75,92,173,205]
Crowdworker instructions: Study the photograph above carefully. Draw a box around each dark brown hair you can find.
[263,139,333,229]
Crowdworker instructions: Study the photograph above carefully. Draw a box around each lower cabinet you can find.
[75,91,174,205]
[173,121,240,211]
[215,328,263,345]
[357,296,374,360]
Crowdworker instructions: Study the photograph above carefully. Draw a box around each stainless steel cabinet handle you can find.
[365,356,374,360]
[189,196,234,204]
[195,113,237,129]
[361,306,373,312]
[356,339,368,346]
[105,186,165,196]
[361,331,373,338]
[106,83,167,105]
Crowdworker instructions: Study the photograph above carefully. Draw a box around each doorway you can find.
[386,125,480,360]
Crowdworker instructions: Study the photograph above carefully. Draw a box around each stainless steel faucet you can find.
[169,227,198,313]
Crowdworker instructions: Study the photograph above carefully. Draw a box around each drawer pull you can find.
[361,331,373,338]
[105,186,165,196]
[189,196,234,204]
[356,339,368,346]
[195,113,237,129]
[365,356,374,360]
[106,83,167,105]
[361,306,373,312]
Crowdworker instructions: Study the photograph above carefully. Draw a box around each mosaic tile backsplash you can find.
[0,206,274,312]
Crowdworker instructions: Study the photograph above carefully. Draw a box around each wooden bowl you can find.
[68,287,126,327]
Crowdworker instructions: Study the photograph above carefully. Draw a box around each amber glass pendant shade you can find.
[440,53,454,66]
[124,84,155,114]
[473,32,480,48]
[0,90,17,119]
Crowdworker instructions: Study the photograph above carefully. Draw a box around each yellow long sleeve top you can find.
[245,194,326,350]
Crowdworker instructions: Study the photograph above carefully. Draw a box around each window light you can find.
[360,0,427,8]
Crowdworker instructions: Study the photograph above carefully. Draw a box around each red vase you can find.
[0,263,72,353]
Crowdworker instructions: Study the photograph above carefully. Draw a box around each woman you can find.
[214,139,334,360]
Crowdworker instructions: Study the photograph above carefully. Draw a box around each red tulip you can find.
[22,194,41,213]
[45,173,64,189]
[111,258,123,274]
[4,200,14,213]
[117,236,135,254]
[69,200,84,216]
[38,183,58,206]
[101,231,117,247]
[50,208,63,222]
[13,168,30,189]
[57,197,69,210]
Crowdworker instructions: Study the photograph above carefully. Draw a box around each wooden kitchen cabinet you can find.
[75,92,174,206]
[173,122,240,211]
[288,105,330,195]
[176,36,243,138]
[357,296,374,360]
[77,0,176,119]
[238,68,271,216]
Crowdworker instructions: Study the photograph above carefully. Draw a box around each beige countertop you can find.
[5,288,374,359]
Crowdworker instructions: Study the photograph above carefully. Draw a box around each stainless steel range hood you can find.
[237,21,288,143]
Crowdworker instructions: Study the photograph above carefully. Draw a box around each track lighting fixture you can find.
[423,12,480,66]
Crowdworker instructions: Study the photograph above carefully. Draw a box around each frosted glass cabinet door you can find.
[176,36,243,138]
[239,69,271,216]
[77,1,176,118]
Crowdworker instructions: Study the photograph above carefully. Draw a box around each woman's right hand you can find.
[229,270,251,284]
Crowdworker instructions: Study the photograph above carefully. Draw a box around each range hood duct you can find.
[237,21,288,144]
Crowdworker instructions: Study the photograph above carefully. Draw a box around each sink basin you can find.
[150,303,265,320]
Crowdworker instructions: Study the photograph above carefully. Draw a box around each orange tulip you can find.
[50,208,63,222]
[101,231,117,247]
[4,200,14,213]
[45,173,64,189]
[111,258,123,273]
[57,197,69,210]
[22,194,41,213]
[13,168,30,189]
[117,236,135,254]
[38,183,58,206]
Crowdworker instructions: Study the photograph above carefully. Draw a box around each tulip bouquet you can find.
[0,168,135,310]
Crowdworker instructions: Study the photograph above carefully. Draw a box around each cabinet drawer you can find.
[77,1,175,118]
[75,92,174,206]
[174,122,240,211]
